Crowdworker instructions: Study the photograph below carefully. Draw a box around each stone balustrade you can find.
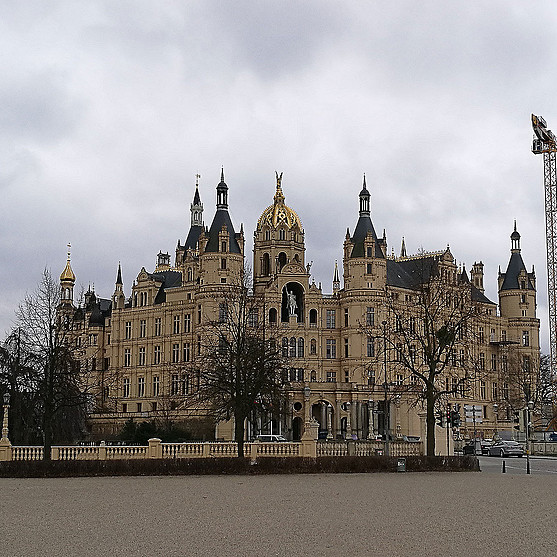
[0,438,423,462]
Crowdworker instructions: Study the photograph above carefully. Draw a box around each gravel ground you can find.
[1,472,554,557]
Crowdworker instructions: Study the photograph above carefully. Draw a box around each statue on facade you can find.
[287,290,297,316]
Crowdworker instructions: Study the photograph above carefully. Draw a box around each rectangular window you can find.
[502,354,508,372]
[344,338,349,358]
[153,345,161,365]
[153,376,160,397]
[522,355,531,373]
[326,371,337,383]
[326,339,336,359]
[138,347,146,366]
[366,307,374,327]
[173,315,180,334]
[344,308,349,327]
[344,370,349,383]
[197,335,201,356]
[221,258,227,270]
[198,305,202,324]
[409,317,416,334]
[125,321,132,339]
[124,349,131,367]
[184,314,191,333]
[326,310,336,329]
[480,381,486,399]
[366,263,372,274]
[171,374,179,396]
[138,377,145,397]
[137,402,142,413]
[122,403,127,413]
[154,317,162,337]
[501,330,507,342]
[140,319,146,338]
[478,326,484,343]
[491,353,497,371]
[219,303,228,323]
[396,374,404,386]
[479,352,485,370]
[460,349,465,367]
[522,330,530,347]
[492,382,498,401]
[367,337,374,358]
[183,342,190,362]
[248,308,258,328]
[123,377,130,398]
[172,343,180,363]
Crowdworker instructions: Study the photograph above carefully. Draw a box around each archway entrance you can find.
[281,282,304,323]
[292,417,303,441]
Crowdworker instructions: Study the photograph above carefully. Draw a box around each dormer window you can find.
[221,241,227,253]
[367,246,372,257]
[520,280,526,289]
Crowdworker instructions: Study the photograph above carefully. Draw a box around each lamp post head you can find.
[493,403,498,414]
[3,392,9,405]
[528,400,534,411]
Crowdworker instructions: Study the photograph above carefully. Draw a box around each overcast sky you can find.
[1,1,556,351]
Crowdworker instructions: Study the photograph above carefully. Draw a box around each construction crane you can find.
[532,114,557,372]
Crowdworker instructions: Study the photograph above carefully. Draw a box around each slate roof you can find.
[350,215,384,258]
[205,209,241,254]
[500,252,535,291]
[183,225,203,251]
[386,256,496,305]
[149,270,183,304]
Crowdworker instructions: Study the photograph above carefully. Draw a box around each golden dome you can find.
[60,244,75,283]
[257,172,303,231]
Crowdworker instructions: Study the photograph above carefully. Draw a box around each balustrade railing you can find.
[2,439,423,462]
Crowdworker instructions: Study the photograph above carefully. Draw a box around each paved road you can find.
[479,454,557,474]
[1,471,555,557]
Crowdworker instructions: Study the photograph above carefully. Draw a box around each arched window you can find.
[278,252,287,271]
[282,337,289,358]
[289,337,296,358]
[262,253,270,276]
[309,309,317,325]
[187,268,193,282]
[269,308,277,324]
[310,339,317,355]
[297,337,304,358]
[310,370,317,381]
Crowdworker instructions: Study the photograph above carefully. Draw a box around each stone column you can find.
[345,402,352,439]
[367,400,375,440]
[326,405,333,439]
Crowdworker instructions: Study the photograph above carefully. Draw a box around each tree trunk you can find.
[426,386,436,457]
[234,412,246,458]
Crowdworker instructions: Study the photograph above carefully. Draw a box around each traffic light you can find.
[513,412,520,431]
[450,410,461,428]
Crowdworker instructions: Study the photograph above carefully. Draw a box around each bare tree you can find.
[13,269,88,459]
[371,256,480,456]
[190,276,285,457]
[499,351,553,428]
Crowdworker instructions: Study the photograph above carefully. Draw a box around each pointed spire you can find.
[60,243,76,283]
[511,220,521,252]
[216,167,228,209]
[116,262,123,285]
[333,260,340,294]
[400,237,407,258]
[359,174,370,216]
[191,174,203,227]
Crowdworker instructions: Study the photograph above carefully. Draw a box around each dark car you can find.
[487,440,524,457]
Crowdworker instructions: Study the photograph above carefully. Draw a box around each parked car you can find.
[255,434,287,442]
[487,440,524,457]
[462,439,486,455]
[481,439,494,455]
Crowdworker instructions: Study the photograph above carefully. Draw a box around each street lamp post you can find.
[526,400,534,475]
[493,403,498,440]
[1,392,10,442]
[382,320,389,457]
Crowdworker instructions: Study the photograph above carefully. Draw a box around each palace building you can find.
[60,171,541,444]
